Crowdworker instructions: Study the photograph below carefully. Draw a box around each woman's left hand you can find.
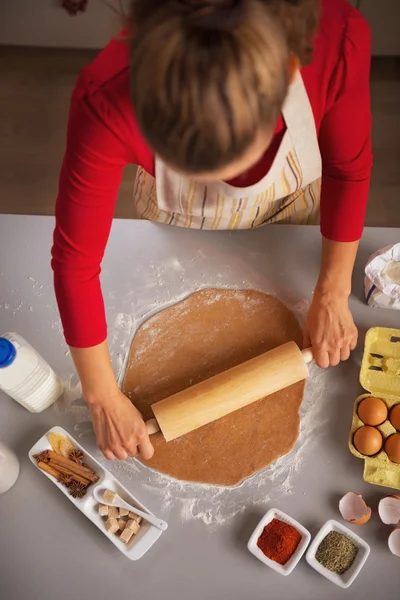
[303,289,358,369]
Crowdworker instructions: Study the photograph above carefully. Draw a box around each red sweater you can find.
[52,0,372,348]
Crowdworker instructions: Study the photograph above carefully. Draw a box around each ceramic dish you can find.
[306,519,370,588]
[28,426,164,560]
[247,508,311,575]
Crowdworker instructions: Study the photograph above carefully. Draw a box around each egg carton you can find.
[349,327,400,491]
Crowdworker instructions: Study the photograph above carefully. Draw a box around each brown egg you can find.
[385,434,400,464]
[353,426,383,456]
[357,396,388,426]
[390,405,400,431]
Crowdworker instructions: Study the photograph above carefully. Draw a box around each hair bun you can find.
[175,0,246,32]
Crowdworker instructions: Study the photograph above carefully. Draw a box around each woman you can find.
[52,0,372,461]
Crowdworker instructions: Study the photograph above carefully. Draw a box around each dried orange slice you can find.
[59,439,75,458]
[48,432,66,454]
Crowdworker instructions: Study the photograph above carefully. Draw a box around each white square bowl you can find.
[247,508,311,575]
[29,426,164,560]
[306,520,370,588]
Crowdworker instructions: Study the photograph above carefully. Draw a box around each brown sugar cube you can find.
[98,504,109,518]
[103,489,117,504]
[119,519,127,532]
[119,507,129,518]
[126,519,141,535]
[120,528,134,544]
[108,506,119,519]
[105,518,119,534]
[128,511,143,524]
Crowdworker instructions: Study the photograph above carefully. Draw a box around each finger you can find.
[125,445,138,458]
[97,438,115,461]
[103,449,115,461]
[314,348,330,369]
[329,347,341,367]
[112,448,128,461]
[138,438,155,461]
[302,329,311,350]
[350,333,358,351]
[340,345,351,362]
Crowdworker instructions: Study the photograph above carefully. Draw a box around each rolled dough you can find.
[122,289,305,486]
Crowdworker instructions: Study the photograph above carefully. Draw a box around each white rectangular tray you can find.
[28,426,163,560]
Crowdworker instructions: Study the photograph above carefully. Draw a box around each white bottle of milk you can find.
[0,333,63,413]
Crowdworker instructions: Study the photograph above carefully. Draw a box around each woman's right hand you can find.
[69,342,154,462]
[88,390,154,461]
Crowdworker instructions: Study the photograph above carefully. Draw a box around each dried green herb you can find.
[316,531,358,575]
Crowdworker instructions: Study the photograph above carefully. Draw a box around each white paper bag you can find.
[365,243,400,309]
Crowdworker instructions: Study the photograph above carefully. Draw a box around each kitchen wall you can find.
[0,0,399,54]
[353,0,400,55]
[360,0,400,56]
[0,0,126,49]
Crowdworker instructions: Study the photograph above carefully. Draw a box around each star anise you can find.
[58,473,74,487]
[69,481,87,499]
[34,451,49,464]
[69,449,84,464]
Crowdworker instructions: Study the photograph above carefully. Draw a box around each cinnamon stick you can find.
[47,450,96,473]
[49,461,92,487]
[47,451,99,483]
[38,461,61,479]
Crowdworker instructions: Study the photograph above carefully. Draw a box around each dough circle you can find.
[122,289,305,486]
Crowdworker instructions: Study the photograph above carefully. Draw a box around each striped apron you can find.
[133,72,322,229]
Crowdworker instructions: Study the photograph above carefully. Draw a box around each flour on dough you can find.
[122,289,305,486]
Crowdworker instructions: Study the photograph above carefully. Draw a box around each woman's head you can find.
[129,0,319,179]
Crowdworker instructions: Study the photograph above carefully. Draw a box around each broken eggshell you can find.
[378,495,400,526]
[339,492,372,525]
[388,528,400,558]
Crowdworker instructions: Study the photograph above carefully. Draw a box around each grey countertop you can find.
[1,215,399,600]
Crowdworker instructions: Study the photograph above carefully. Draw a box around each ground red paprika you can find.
[257,518,302,565]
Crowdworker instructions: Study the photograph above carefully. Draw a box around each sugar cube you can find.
[98,504,109,518]
[128,511,143,524]
[119,519,127,531]
[103,489,117,504]
[126,519,140,535]
[120,528,134,544]
[105,518,119,534]
[108,506,119,519]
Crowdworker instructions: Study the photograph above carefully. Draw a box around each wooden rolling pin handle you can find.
[301,347,314,364]
[146,418,160,435]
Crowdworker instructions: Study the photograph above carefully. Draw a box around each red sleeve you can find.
[52,79,133,348]
[319,12,373,242]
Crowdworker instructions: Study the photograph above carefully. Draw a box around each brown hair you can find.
[129,0,319,174]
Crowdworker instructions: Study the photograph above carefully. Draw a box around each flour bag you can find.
[365,243,400,309]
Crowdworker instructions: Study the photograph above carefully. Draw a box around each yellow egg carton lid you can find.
[360,327,400,397]
[349,327,400,491]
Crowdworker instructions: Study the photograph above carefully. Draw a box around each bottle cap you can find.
[0,337,17,368]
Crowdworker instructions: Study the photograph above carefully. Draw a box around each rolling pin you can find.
[145,341,313,442]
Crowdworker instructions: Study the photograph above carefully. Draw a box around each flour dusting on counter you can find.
[56,346,328,529]
[133,362,328,528]
[53,268,320,529]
